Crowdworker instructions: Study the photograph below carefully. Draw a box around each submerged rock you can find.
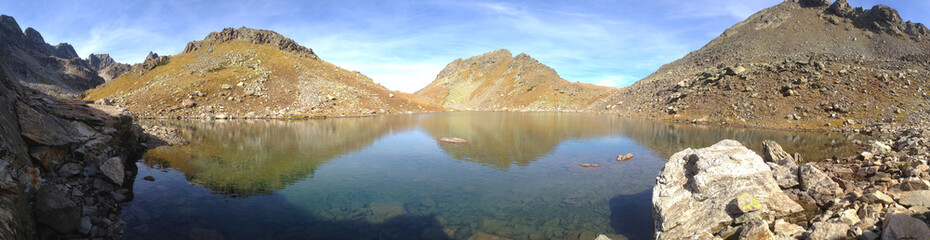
[616,153,634,161]
[652,140,803,240]
[439,137,467,144]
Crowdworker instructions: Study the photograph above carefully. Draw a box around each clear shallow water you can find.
[122,112,860,240]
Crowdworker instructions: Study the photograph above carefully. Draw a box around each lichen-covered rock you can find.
[652,140,803,240]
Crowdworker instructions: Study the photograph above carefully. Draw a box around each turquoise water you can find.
[122,112,859,240]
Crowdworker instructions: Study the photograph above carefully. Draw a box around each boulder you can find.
[799,163,842,206]
[652,140,803,240]
[773,219,804,237]
[897,179,930,191]
[35,185,81,233]
[896,190,930,207]
[798,0,831,8]
[762,140,794,164]
[57,163,80,177]
[768,163,800,189]
[100,157,124,186]
[861,191,894,205]
[881,213,930,240]
[807,221,848,240]
[737,219,774,240]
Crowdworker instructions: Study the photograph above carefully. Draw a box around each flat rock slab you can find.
[882,213,930,240]
[897,190,930,207]
[652,140,803,240]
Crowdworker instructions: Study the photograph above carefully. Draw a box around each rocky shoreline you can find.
[652,125,930,239]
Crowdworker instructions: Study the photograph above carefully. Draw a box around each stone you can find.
[57,163,81,177]
[368,202,407,223]
[838,209,860,225]
[439,137,467,144]
[897,179,930,191]
[617,153,634,161]
[762,140,794,165]
[221,84,232,90]
[100,157,124,186]
[768,163,799,189]
[35,185,81,233]
[652,140,803,240]
[579,163,601,167]
[773,219,804,237]
[881,213,930,240]
[467,232,512,240]
[807,221,848,240]
[143,176,155,181]
[725,66,746,76]
[594,234,612,240]
[189,227,225,240]
[799,163,842,206]
[896,190,930,207]
[78,216,92,234]
[868,141,891,155]
[738,219,774,240]
[182,99,196,108]
[861,191,894,204]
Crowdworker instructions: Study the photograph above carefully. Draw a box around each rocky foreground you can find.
[653,132,930,239]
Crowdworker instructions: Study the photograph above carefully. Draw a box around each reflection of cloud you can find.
[5,0,928,92]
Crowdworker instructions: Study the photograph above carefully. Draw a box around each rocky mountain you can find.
[86,53,130,81]
[84,27,443,118]
[0,15,111,98]
[593,0,930,130]
[0,34,145,239]
[416,49,612,111]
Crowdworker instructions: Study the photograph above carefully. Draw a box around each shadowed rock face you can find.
[0,15,129,98]
[0,42,144,239]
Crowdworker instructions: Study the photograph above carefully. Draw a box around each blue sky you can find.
[2,0,927,92]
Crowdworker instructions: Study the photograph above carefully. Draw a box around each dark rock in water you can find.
[190,227,225,240]
[652,140,802,240]
[439,137,467,144]
[882,213,930,239]
[142,176,155,181]
[35,185,81,233]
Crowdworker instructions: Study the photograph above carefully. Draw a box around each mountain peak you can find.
[182,27,317,59]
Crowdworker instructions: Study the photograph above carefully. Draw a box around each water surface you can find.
[122,112,859,240]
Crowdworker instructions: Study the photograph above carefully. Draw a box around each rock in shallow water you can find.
[652,140,803,240]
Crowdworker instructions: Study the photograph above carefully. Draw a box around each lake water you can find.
[121,112,860,240]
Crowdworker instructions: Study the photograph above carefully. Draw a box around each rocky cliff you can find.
[0,15,113,98]
[416,49,612,111]
[0,41,144,239]
[87,53,130,81]
[84,27,443,118]
[593,0,930,130]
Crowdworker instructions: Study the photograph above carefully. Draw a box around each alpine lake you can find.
[121,112,862,240]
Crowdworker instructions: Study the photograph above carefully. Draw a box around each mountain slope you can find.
[416,49,612,111]
[594,0,930,130]
[0,15,108,98]
[84,27,443,118]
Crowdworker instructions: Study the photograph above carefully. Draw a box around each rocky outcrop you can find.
[652,140,803,239]
[182,27,317,59]
[0,15,111,97]
[0,45,144,239]
[86,53,130,81]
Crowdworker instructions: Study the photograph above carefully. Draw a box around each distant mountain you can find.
[0,15,127,98]
[416,49,612,111]
[84,27,443,118]
[86,53,130,81]
[594,0,930,130]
